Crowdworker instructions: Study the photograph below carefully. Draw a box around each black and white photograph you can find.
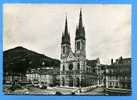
[3,4,131,95]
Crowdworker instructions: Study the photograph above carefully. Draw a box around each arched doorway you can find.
[69,76,73,87]
[76,77,80,87]
[62,77,65,86]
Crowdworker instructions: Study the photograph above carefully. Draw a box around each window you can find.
[63,46,65,54]
[62,65,65,71]
[77,63,80,70]
[93,69,96,73]
[76,78,80,87]
[87,68,88,71]
[69,64,73,70]
[77,41,80,50]
[110,82,112,87]
[69,76,73,87]
[62,78,65,86]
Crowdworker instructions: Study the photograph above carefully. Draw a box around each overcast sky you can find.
[3,4,131,64]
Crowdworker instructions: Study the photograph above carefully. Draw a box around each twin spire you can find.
[79,9,83,29]
[64,16,69,36]
[76,9,85,40]
[61,9,85,45]
[61,16,70,45]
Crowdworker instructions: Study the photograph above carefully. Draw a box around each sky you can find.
[3,4,131,64]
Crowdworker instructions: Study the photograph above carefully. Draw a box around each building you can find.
[3,72,27,85]
[96,64,106,87]
[86,59,100,86]
[60,9,99,87]
[26,67,60,87]
[105,56,131,94]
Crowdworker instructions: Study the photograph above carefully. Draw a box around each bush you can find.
[71,92,75,95]
[55,91,62,95]
[9,84,22,91]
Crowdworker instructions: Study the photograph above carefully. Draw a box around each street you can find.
[4,86,106,95]
[4,86,130,96]
[78,87,105,95]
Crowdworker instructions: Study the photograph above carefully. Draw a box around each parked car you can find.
[32,80,39,87]
[32,83,39,87]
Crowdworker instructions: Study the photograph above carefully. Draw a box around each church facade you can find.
[60,10,99,87]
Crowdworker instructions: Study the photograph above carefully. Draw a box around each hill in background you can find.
[3,46,60,74]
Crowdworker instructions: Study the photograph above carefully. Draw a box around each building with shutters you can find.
[105,57,131,94]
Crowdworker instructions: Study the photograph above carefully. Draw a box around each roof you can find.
[114,57,131,65]
[86,59,98,66]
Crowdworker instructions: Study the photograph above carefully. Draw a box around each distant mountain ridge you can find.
[3,46,60,74]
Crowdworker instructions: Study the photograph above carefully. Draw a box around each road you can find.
[25,87,106,95]
[78,87,105,95]
[5,86,106,95]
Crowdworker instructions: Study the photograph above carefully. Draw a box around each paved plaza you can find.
[4,85,106,95]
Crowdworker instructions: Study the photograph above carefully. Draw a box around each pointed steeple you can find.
[61,16,70,45]
[75,9,85,40]
[64,16,68,35]
[79,8,83,28]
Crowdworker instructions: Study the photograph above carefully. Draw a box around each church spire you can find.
[64,16,68,35]
[79,8,83,28]
[75,9,85,40]
[61,16,70,45]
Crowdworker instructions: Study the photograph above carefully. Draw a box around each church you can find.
[60,9,100,87]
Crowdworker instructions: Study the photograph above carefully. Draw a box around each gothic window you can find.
[77,63,80,70]
[77,41,80,50]
[63,46,65,54]
[69,63,73,70]
[62,65,65,71]
[81,40,84,50]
